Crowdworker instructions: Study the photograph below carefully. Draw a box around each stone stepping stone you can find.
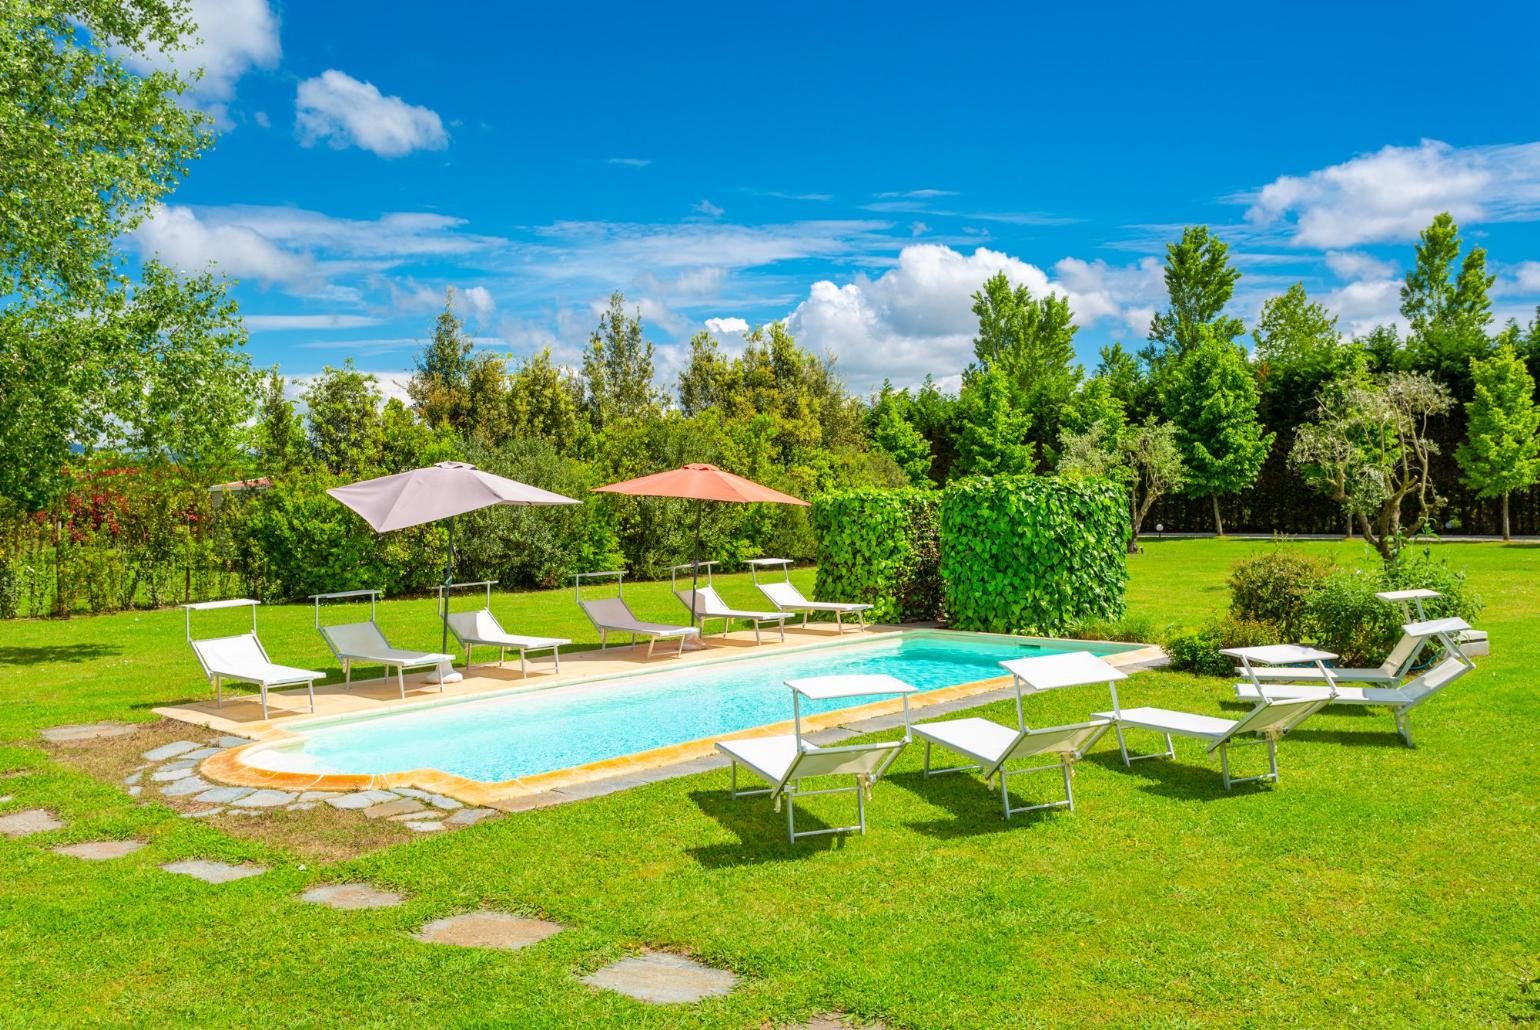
[0,809,64,837]
[151,766,196,782]
[212,736,253,748]
[296,791,337,802]
[300,883,405,910]
[161,776,215,797]
[444,807,497,828]
[161,859,266,883]
[287,802,319,812]
[143,740,203,762]
[413,911,564,951]
[193,786,253,804]
[179,747,224,761]
[123,770,143,786]
[402,820,444,833]
[40,722,138,743]
[326,790,399,810]
[582,952,739,1004]
[52,840,147,861]
[363,798,425,820]
[127,786,143,797]
[230,789,296,808]
[181,807,225,818]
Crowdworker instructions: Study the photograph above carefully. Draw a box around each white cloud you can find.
[783,244,1158,390]
[115,0,280,123]
[131,204,312,286]
[1319,278,1404,338]
[458,286,495,322]
[694,199,725,217]
[607,157,651,168]
[1512,261,1540,293]
[1324,250,1398,281]
[1244,139,1540,247]
[705,317,750,335]
[295,70,448,157]
[245,314,383,330]
[877,189,959,199]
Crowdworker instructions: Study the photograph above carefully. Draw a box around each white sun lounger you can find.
[1093,693,1331,790]
[184,600,324,719]
[914,651,1123,819]
[1234,619,1477,746]
[717,674,916,843]
[446,610,568,675]
[674,584,789,644]
[747,557,872,632]
[1233,617,1456,686]
[1378,588,1488,656]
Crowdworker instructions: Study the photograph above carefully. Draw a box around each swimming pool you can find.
[246,631,1138,783]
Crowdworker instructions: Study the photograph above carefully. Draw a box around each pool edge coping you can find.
[197,636,1165,810]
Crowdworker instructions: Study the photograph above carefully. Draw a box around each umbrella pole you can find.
[441,515,455,656]
[690,500,702,633]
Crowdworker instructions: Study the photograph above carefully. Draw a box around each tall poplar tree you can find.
[1456,344,1540,539]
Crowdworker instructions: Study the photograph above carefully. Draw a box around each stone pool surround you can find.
[185,627,1163,811]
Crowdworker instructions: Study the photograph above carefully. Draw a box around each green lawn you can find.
[2,540,1537,1027]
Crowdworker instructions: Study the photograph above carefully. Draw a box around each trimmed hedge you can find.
[940,475,1130,634]
[811,488,942,624]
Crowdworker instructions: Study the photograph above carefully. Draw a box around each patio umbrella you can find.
[328,461,580,657]
[592,463,808,629]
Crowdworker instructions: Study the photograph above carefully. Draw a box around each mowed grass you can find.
[1,540,1538,1028]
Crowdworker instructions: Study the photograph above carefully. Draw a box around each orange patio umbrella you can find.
[592,463,809,626]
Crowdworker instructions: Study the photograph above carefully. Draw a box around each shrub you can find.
[0,555,19,620]
[1063,612,1160,645]
[1165,616,1275,676]
[811,488,941,624]
[1227,548,1332,638]
[1304,550,1482,666]
[939,475,1129,635]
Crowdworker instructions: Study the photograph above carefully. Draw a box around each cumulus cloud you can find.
[1324,250,1398,281]
[115,0,280,123]
[295,70,449,157]
[783,244,1158,390]
[244,314,383,331]
[705,317,750,335]
[130,204,312,286]
[1244,139,1540,247]
[458,286,495,322]
[694,199,725,217]
[1512,261,1540,294]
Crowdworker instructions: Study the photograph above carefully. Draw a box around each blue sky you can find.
[125,0,1540,398]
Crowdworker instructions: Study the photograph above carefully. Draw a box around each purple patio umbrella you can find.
[328,461,580,654]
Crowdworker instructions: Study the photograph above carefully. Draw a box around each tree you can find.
[970,271,1080,454]
[677,331,731,416]
[1253,282,1363,433]
[1146,226,1244,359]
[506,349,583,447]
[304,361,383,475]
[408,292,475,431]
[1291,371,1454,560]
[952,367,1035,476]
[582,292,660,427]
[1,0,210,299]
[1400,213,1495,396]
[1456,344,1540,539]
[255,367,305,472]
[1163,329,1273,535]
[1059,417,1184,553]
[867,385,933,485]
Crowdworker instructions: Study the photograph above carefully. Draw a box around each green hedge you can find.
[811,488,941,624]
[940,475,1130,634]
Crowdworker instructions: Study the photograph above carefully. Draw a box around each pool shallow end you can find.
[198,634,1163,810]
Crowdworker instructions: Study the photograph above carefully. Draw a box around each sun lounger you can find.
[319,621,455,698]
[1094,694,1330,789]
[1232,621,1451,686]
[446,609,568,675]
[1234,619,1477,746]
[746,557,872,632]
[574,570,700,657]
[717,674,916,842]
[1378,589,1488,657]
[914,718,1111,819]
[184,600,324,719]
[674,585,789,644]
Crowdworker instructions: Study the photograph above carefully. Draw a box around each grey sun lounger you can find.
[579,597,698,657]
[446,609,568,675]
[746,558,872,632]
[319,621,455,699]
[674,585,790,644]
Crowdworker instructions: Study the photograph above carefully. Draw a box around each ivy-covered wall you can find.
[940,475,1130,634]
[810,488,942,624]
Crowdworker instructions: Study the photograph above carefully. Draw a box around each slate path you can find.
[0,809,65,837]
[414,911,565,951]
[582,952,739,1004]
[52,840,147,860]
[40,722,138,743]
[300,883,405,910]
[160,859,267,883]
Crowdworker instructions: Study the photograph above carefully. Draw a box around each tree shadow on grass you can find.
[0,643,121,667]
[685,787,845,867]
[883,768,1046,839]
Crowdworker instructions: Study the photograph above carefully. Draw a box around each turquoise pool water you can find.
[258,631,1134,782]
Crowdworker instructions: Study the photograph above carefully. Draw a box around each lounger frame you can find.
[747,557,872,632]
[670,565,789,644]
[440,580,567,674]
[313,590,453,699]
[574,570,698,657]
[185,599,322,719]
